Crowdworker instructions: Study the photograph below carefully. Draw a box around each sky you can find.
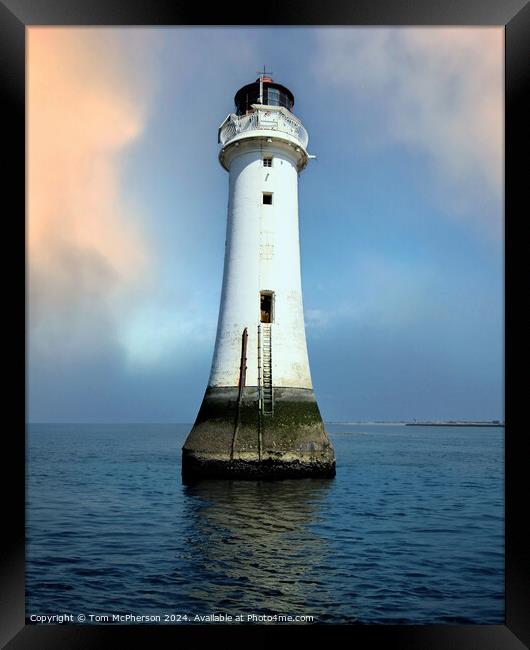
[27,27,504,423]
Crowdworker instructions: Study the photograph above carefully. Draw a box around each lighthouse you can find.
[182,73,336,480]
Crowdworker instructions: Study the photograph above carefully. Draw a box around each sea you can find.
[26,423,504,625]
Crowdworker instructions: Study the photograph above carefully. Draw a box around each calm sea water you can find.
[26,423,504,624]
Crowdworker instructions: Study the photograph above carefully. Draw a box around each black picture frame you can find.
[3,0,528,647]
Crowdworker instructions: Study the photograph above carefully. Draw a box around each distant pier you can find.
[405,421,504,427]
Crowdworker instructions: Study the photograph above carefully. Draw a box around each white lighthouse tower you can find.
[182,73,335,480]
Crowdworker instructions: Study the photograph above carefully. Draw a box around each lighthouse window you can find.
[260,291,274,323]
[262,192,273,205]
[266,88,280,105]
[263,157,273,167]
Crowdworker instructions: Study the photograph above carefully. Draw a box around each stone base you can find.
[181,453,335,483]
[182,385,336,481]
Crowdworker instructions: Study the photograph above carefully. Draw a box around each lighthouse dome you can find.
[234,77,295,116]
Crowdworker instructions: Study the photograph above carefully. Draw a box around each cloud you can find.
[27,28,157,361]
[314,28,503,237]
[120,302,217,369]
[305,252,436,336]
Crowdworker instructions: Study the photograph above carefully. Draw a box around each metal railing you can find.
[219,108,308,149]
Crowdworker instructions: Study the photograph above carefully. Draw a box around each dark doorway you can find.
[260,292,273,323]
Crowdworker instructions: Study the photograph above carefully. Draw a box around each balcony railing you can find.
[219,107,308,149]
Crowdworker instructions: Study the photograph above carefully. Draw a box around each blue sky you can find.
[27,27,504,422]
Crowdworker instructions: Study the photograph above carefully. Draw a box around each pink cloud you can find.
[27,28,156,359]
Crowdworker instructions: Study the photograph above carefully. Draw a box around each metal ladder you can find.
[261,324,273,414]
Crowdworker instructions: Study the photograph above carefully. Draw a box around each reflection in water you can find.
[176,479,333,619]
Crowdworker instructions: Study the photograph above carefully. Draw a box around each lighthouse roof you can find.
[234,77,295,116]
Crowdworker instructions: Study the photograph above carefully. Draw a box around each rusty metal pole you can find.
[237,328,248,403]
[230,328,248,461]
